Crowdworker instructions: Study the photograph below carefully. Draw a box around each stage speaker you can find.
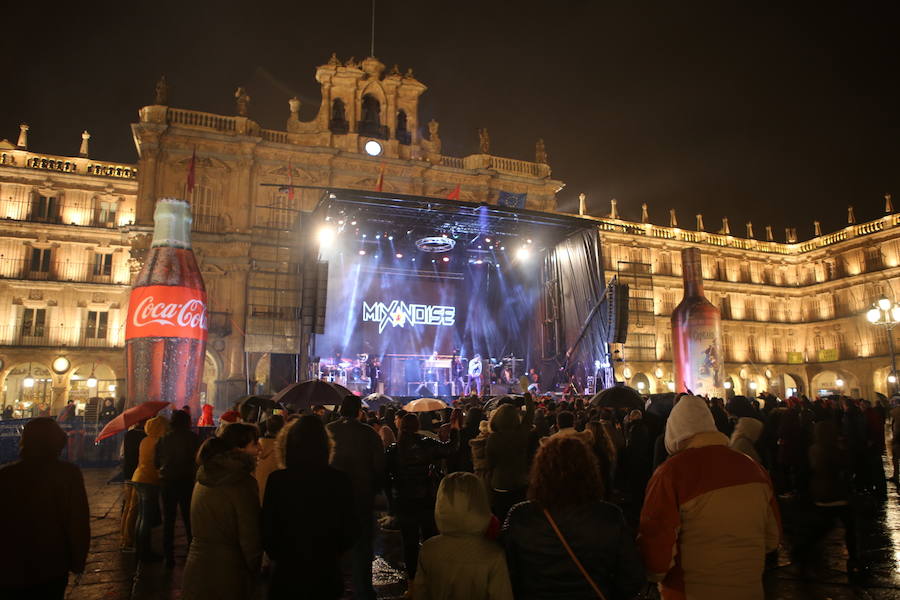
[301,259,329,335]
[610,281,630,344]
[438,382,453,397]
[270,354,298,392]
[408,382,437,397]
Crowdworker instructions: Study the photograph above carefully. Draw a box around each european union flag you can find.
[498,191,527,209]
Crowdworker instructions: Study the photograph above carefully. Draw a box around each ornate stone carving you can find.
[155,75,168,105]
[478,128,490,154]
[234,87,251,117]
[28,290,43,300]
[327,52,340,66]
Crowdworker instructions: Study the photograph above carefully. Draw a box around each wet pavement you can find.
[67,464,900,599]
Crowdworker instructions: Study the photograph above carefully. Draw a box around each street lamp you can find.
[866,296,900,394]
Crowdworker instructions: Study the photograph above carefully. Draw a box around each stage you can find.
[306,189,620,398]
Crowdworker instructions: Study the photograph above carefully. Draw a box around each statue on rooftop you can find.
[235,87,251,117]
[535,138,548,164]
[155,75,168,105]
[345,57,358,68]
[389,64,401,76]
[327,52,340,66]
[478,128,490,154]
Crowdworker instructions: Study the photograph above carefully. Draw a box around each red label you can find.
[125,285,208,341]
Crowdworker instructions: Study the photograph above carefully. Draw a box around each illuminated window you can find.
[21,308,46,338]
[85,311,108,339]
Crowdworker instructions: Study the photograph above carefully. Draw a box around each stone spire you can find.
[746,221,754,239]
[669,208,678,228]
[578,193,586,216]
[609,198,618,219]
[785,228,798,243]
[765,225,774,241]
[79,131,90,158]
[641,203,649,223]
[847,205,856,224]
[886,193,893,214]
[696,213,704,231]
[814,220,822,236]
[721,217,730,235]
[17,124,28,149]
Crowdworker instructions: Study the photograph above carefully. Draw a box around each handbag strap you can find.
[543,508,607,600]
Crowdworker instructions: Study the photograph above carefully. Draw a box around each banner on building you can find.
[786,351,804,364]
[817,348,838,362]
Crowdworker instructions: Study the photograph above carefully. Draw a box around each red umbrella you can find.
[95,401,170,442]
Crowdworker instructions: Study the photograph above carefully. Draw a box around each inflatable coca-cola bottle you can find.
[125,198,207,413]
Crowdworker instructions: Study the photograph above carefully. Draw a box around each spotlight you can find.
[516,246,530,260]
[351,221,357,226]
[527,239,532,244]
[376,234,381,240]
[359,250,366,255]
[396,253,403,258]
[500,246,505,251]
[442,256,450,263]
[594,360,601,370]
[411,258,416,262]
[388,236,394,241]
[318,225,335,247]
[362,234,367,238]
[485,238,491,243]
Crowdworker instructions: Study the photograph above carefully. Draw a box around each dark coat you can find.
[502,500,645,600]
[386,431,459,512]
[0,458,91,587]
[122,428,146,480]
[486,397,535,491]
[809,421,851,504]
[262,466,359,599]
[182,450,262,600]
[155,427,200,483]
[326,418,385,513]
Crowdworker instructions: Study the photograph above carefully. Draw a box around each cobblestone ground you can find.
[67,466,900,600]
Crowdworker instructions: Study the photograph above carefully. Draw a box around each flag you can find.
[498,191,527,209]
[287,160,295,202]
[375,163,385,192]
[446,184,461,200]
[186,147,196,195]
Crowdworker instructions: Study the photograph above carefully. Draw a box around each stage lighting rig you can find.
[416,236,456,253]
[516,246,530,260]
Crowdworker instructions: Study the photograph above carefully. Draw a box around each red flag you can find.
[287,160,295,202]
[375,164,385,192]
[446,184,461,200]
[186,147,196,195]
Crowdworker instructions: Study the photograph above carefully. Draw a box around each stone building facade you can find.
[2,54,898,414]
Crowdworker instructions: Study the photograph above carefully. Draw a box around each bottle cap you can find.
[152,198,194,248]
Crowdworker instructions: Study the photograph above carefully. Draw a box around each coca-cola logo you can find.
[133,296,208,330]
[125,285,208,342]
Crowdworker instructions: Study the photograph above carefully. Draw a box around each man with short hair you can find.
[639,395,780,600]
[326,395,385,599]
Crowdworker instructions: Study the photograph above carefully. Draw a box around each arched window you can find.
[330,99,348,134]
[358,94,386,139]
[396,110,411,145]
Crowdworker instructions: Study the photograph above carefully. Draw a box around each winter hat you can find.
[20,417,68,459]
[665,395,717,455]
[435,472,492,536]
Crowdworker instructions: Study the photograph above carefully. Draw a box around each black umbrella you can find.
[237,395,280,423]
[483,395,524,412]
[589,386,644,411]
[645,393,676,420]
[271,380,351,412]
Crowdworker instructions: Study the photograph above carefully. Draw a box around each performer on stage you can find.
[365,356,381,394]
[450,350,465,397]
[468,353,483,396]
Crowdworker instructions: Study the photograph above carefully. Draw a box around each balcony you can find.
[0,258,129,285]
[1,198,133,228]
[0,325,123,348]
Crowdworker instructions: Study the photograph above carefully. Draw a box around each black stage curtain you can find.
[540,228,608,390]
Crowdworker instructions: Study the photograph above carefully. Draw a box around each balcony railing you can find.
[0,325,123,348]
[0,150,137,180]
[0,258,129,285]
[0,198,134,228]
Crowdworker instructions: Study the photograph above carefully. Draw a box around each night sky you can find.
[3,1,899,239]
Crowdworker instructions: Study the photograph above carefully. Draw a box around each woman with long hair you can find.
[502,437,645,599]
[181,423,262,600]
[386,412,460,590]
[262,416,358,599]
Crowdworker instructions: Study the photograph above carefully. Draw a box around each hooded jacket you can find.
[730,417,764,464]
[131,415,168,485]
[182,449,262,600]
[485,396,534,491]
[640,396,781,600]
[413,473,513,600]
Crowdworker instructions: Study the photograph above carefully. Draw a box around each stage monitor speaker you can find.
[438,382,453,397]
[408,382,437,397]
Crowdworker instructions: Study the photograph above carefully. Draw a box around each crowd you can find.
[0,387,897,600]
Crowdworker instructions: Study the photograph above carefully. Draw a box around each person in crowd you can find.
[862,399,887,497]
[100,398,117,422]
[155,409,199,567]
[197,403,214,427]
[262,416,358,599]
[380,424,397,448]
[486,394,535,521]
[890,398,900,484]
[709,397,732,437]
[326,395,385,600]
[1,404,13,419]
[730,416,764,465]
[0,418,90,599]
[470,419,493,488]
[621,410,652,504]
[120,420,147,550]
[413,472,513,600]
[255,414,285,503]
[386,412,460,590]
[503,436,645,599]
[777,400,808,497]
[447,406,484,473]
[585,420,615,500]
[794,419,860,575]
[541,410,592,446]
[182,423,262,600]
[130,415,168,561]
[639,395,780,600]
[38,402,51,417]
